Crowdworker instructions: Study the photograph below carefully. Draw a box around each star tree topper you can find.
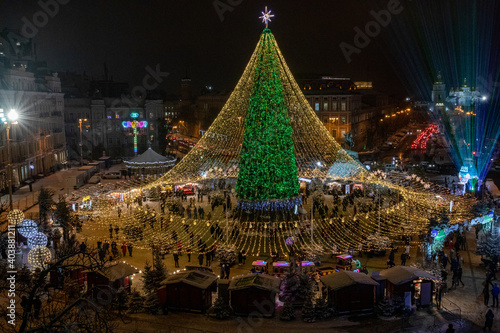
[259,6,274,28]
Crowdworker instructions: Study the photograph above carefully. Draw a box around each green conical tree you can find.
[236,29,300,211]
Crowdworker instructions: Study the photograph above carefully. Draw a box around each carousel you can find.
[124,148,176,179]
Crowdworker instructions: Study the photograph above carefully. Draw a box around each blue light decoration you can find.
[130,112,139,119]
[236,197,302,212]
[285,237,294,246]
[18,219,38,238]
[430,229,438,238]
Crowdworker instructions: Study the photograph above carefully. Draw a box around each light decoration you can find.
[17,219,38,238]
[122,118,149,155]
[7,209,24,225]
[28,246,51,268]
[77,21,478,257]
[259,6,274,28]
[28,232,48,249]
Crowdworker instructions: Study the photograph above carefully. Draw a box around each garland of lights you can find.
[28,246,52,269]
[28,232,48,249]
[76,27,478,256]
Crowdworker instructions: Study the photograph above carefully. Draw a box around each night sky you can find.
[0,1,407,96]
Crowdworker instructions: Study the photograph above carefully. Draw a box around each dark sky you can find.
[0,0,407,96]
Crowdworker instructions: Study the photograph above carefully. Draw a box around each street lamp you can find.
[79,118,87,166]
[2,109,19,211]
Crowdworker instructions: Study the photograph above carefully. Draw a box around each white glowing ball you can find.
[7,209,25,225]
[28,232,48,249]
[18,219,38,238]
[28,246,51,268]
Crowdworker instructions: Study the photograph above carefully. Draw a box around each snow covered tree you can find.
[215,244,236,265]
[127,290,145,314]
[207,297,232,320]
[279,300,295,321]
[314,294,330,320]
[143,292,160,315]
[141,261,155,294]
[377,296,404,317]
[476,225,500,259]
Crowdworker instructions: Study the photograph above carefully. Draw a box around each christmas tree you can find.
[236,28,300,213]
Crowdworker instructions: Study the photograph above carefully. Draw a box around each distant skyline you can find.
[1,1,408,97]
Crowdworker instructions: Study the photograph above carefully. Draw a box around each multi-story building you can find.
[0,29,66,192]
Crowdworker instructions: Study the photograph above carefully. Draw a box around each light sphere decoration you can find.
[18,219,38,238]
[28,246,51,268]
[28,232,48,249]
[7,209,24,225]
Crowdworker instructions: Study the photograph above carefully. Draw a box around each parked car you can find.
[102,171,121,179]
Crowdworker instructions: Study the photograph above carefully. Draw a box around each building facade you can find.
[0,30,66,192]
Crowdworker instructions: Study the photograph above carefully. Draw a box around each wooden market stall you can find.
[229,273,281,317]
[321,270,379,314]
[378,266,438,307]
[158,270,217,313]
[85,261,138,297]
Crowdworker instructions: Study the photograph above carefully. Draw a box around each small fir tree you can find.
[207,297,232,320]
[141,261,155,294]
[143,292,160,315]
[314,294,330,320]
[127,290,145,314]
[279,300,295,321]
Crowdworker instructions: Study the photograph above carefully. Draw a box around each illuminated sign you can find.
[122,121,148,129]
[130,112,139,118]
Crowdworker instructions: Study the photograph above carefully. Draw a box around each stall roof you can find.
[84,261,138,282]
[379,266,439,285]
[321,270,378,291]
[161,270,217,289]
[229,274,281,293]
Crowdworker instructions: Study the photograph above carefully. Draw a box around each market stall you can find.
[158,270,217,313]
[229,274,281,317]
[378,266,438,307]
[321,270,379,313]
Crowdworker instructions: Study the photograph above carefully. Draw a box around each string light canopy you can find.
[82,12,477,256]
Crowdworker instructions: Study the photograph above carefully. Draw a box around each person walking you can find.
[198,253,204,266]
[187,247,191,262]
[205,251,211,266]
[121,243,127,257]
[400,252,407,266]
[127,243,133,257]
[457,267,465,287]
[238,251,243,265]
[109,224,113,238]
[483,281,492,306]
[225,264,231,279]
[484,309,494,330]
[114,225,120,239]
[173,251,180,268]
[492,283,499,308]
[33,296,41,319]
[445,323,455,333]
[242,250,247,264]
[388,250,395,268]
[220,264,225,279]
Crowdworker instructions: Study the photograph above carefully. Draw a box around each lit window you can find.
[315,103,319,111]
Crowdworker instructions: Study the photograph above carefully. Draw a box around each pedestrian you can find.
[220,264,225,278]
[441,254,449,270]
[121,243,127,257]
[484,309,494,331]
[173,251,180,268]
[492,283,499,308]
[198,253,204,266]
[114,225,120,238]
[225,264,231,279]
[109,224,113,238]
[238,251,243,265]
[187,247,191,262]
[400,252,407,266]
[483,282,492,306]
[457,267,465,287]
[97,240,102,249]
[128,243,133,257]
[436,284,443,309]
[388,250,395,268]
[205,251,211,266]
[33,296,41,319]
[445,323,455,333]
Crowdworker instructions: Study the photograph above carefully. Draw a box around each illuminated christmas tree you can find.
[236,28,301,213]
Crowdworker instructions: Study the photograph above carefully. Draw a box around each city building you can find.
[0,29,66,192]
[62,72,165,160]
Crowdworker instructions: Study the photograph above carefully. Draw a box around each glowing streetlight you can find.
[79,118,87,166]
[3,109,19,210]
